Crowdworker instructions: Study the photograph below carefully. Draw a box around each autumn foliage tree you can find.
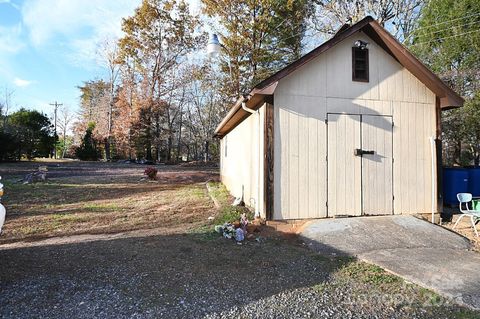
[117,0,203,161]
[202,0,314,100]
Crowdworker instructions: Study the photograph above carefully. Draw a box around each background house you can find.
[215,16,463,221]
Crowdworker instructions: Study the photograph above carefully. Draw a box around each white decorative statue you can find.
[0,176,5,234]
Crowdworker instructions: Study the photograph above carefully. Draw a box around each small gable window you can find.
[352,47,369,82]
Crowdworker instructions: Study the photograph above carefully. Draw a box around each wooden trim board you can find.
[264,100,274,219]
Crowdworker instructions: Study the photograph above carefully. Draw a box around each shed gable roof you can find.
[214,16,464,138]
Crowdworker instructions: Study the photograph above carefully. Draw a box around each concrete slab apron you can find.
[301,215,480,309]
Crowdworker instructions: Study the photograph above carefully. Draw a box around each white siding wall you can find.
[220,105,265,217]
[274,31,436,219]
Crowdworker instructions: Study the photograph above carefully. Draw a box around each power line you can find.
[411,19,479,38]
[404,14,480,42]
[277,11,480,45]
[49,101,63,159]
[411,11,480,32]
[411,28,480,46]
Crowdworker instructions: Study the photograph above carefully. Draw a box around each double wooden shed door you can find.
[327,113,393,216]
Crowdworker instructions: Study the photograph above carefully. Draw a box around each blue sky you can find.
[0,0,198,116]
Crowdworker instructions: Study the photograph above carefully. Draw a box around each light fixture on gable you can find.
[354,40,369,50]
[207,33,222,58]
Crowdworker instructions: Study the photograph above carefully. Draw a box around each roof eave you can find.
[214,15,465,137]
[214,81,278,138]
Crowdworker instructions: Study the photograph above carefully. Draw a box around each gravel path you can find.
[1,232,476,319]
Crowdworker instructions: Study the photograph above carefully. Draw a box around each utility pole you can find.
[49,101,63,159]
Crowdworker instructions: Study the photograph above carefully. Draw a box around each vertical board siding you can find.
[298,102,309,218]
[273,30,437,219]
[307,109,319,218]
[327,114,362,216]
[362,115,393,215]
[273,95,327,219]
[393,101,436,214]
[220,104,265,218]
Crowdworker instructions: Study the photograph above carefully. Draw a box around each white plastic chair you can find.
[454,193,480,237]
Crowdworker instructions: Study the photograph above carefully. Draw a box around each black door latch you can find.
[354,149,375,156]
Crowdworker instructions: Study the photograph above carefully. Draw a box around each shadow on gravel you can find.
[1,230,478,318]
[0,232,345,319]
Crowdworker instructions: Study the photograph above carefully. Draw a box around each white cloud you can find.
[20,0,202,69]
[0,0,20,10]
[22,0,140,45]
[13,77,33,87]
[0,23,25,54]
[21,0,140,67]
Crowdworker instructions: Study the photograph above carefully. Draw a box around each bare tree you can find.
[311,0,424,41]
[57,106,75,158]
[0,86,14,128]
[183,64,225,162]
[97,37,121,160]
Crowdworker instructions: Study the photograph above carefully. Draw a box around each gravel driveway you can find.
[1,231,477,319]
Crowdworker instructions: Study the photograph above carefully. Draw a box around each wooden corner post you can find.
[264,97,274,220]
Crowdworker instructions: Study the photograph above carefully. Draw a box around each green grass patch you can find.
[312,282,329,293]
[43,214,92,230]
[82,203,119,212]
[214,206,254,225]
[49,213,91,223]
[17,225,43,236]
[206,182,230,205]
[187,225,219,241]
[190,182,255,239]
[337,261,401,285]
[182,186,207,199]
[206,182,254,224]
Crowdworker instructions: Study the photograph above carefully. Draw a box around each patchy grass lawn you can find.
[0,161,218,243]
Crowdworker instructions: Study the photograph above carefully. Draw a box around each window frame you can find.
[352,47,369,82]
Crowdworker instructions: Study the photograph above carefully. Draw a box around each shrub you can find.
[144,166,158,180]
[75,123,100,161]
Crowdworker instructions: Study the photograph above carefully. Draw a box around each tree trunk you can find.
[105,138,110,161]
[146,113,153,161]
[62,126,67,158]
[167,135,173,162]
[454,141,461,165]
[204,140,209,162]
[146,142,152,160]
[177,110,182,162]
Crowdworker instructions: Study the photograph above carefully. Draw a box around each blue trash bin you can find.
[468,167,480,197]
[443,168,469,205]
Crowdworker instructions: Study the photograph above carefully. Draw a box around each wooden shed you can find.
[214,16,464,220]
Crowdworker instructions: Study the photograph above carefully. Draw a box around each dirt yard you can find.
[0,161,479,318]
[0,161,218,243]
